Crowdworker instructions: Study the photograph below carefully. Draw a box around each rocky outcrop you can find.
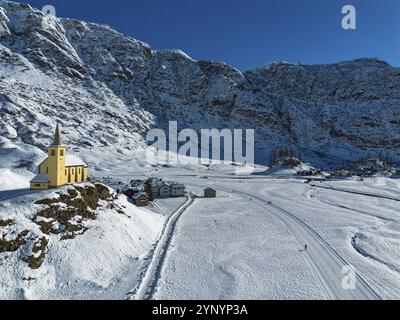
[0,0,399,166]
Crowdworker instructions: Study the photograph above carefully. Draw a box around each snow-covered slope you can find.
[0,176,165,300]
[0,0,399,170]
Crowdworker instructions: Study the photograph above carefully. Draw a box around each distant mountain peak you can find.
[0,0,399,169]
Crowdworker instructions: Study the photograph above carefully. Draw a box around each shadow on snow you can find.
[0,189,42,202]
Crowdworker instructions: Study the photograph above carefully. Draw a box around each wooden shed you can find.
[133,193,150,207]
[204,187,217,198]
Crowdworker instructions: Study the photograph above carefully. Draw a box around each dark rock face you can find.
[0,0,399,165]
[32,183,118,240]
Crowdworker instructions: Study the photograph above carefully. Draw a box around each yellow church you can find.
[30,123,88,190]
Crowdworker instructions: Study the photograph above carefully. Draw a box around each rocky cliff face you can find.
[0,0,399,168]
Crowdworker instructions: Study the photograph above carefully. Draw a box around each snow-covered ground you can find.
[152,175,400,300]
[154,188,327,299]
[310,178,400,200]
[0,169,165,300]
[2,155,400,299]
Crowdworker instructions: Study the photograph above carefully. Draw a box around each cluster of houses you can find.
[297,169,324,177]
[128,179,217,207]
[125,178,187,207]
[332,159,397,178]
[96,176,217,207]
[332,169,353,178]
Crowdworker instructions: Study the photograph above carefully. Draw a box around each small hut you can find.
[204,187,217,198]
[133,192,150,207]
[171,184,186,197]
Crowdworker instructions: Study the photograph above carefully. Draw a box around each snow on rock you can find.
[0,0,399,169]
[0,181,165,300]
[0,6,10,37]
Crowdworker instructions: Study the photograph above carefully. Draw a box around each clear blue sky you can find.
[15,0,400,71]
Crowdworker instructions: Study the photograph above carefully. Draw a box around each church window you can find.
[51,150,56,156]
[60,150,64,156]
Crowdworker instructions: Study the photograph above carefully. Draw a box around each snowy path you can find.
[129,195,195,300]
[215,185,381,300]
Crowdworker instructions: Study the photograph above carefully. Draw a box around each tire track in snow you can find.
[127,195,195,300]
[215,185,381,300]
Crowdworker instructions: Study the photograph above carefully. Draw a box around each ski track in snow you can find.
[128,195,195,300]
[309,183,400,203]
[214,184,381,300]
[305,187,393,222]
[351,235,400,276]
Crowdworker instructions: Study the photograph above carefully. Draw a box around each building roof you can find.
[204,187,216,191]
[38,154,87,168]
[51,123,63,146]
[133,192,149,200]
[30,174,49,183]
[66,155,87,167]
[172,184,185,189]
[158,182,171,189]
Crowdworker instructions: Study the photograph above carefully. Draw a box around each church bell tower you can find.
[48,123,67,187]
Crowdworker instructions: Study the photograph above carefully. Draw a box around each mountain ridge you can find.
[0,0,399,169]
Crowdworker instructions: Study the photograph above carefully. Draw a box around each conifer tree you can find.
[144,180,154,201]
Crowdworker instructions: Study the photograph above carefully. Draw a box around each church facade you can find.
[30,124,88,190]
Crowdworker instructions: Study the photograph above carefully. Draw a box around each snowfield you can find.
[151,174,400,300]
[1,160,400,300]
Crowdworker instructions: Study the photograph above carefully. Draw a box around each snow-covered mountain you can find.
[1,0,399,169]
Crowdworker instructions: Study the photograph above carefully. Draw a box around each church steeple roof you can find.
[52,123,62,146]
